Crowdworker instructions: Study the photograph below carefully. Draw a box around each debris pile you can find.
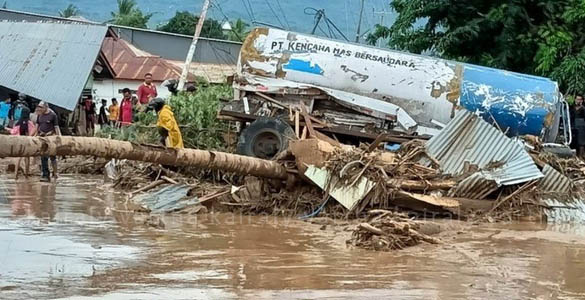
[292,110,585,222]
[347,210,440,251]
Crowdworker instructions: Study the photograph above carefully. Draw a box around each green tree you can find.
[367,0,585,95]
[158,11,225,39]
[227,19,249,42]
[110,0,152,29]
[59,4,79,18]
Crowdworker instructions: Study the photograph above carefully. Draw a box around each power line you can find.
[304,7,348,41]
[264,0,285,29]
[212,0,245,42]
[240,0,254,22]
[275,0,291,29]
[245,0,256,21]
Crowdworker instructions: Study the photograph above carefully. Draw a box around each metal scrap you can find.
[426,109,544,185]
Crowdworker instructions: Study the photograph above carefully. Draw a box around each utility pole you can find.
[311,9,324,35]
[355,0,365,43]
[178,0,210,91]
[373,9,391,47]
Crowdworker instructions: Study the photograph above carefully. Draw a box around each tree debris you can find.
[347,210,440,251]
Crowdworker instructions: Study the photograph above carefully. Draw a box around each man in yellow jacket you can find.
[148,98,184,148]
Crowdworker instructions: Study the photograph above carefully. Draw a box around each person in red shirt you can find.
[119,88,133,126]
[136,73,157,105]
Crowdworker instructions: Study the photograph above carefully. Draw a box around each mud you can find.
[1,175,585,300]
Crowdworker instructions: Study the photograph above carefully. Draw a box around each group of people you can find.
[83,73,159,134]
[4,99,61,182]
[4,73,183,183]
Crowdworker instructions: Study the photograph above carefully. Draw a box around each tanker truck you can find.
[219,27,571,159]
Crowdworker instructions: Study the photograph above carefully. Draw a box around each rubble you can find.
[347,210,440,251]
[4,108,585,251]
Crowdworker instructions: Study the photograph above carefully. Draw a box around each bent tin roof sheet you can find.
[0,21,108,110]
[426,109,543,186]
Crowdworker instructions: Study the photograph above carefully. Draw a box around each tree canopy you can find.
[59,4,79,18]
[110,0,152,29]
[367,0,585,96]
[226,19,250,42]
[157,11,226,39]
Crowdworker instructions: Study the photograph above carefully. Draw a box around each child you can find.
[0,98,10,129]
[10,106,36,179]
[97,99,109,129]
[109,98,119,127]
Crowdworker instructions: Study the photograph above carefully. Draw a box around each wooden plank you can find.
[295,110,300,139]
[367,133,388,152]
[199,189,231,204]
[255,92,288,109]
[312,130,341,147]
[130,180,165,197]
[301,127,307,140]
[161,176,179,185]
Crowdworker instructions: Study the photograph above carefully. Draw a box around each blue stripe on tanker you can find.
[283,59,324,75]
[460,64,559,137]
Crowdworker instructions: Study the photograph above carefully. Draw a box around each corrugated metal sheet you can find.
[544,198,585,224]
[101,37,179,82]
[102,37,234,83]
[132,184,199,213]
[0,21,107,110]
[448,172,499,200]
[426,109,543,185]
[539,164,573,193]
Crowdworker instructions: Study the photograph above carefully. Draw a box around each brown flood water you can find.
[1,175,585,300]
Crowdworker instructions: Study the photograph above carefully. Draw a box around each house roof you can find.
[102,37,235,83]
[167,60,236,84]
[0,21,108,110]
[101,37,179,82]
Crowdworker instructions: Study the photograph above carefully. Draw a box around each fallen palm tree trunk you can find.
[0,136,289,180]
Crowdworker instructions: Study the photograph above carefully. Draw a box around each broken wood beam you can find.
[0,135,290,180]
[295,110,300,139]
[130,180,165,197]
[161,176,179,185]
[367,133,388,152]
[255,92,287,108]
[358,223,384,235]
[387,179,456,191]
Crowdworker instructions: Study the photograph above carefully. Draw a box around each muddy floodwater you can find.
[1,175,585,300]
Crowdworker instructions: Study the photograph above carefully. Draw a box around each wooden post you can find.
[177,0,211,91]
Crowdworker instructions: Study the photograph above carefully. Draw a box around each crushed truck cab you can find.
[220,27,569,158]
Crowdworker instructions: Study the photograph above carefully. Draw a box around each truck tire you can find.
[237,117,296,159]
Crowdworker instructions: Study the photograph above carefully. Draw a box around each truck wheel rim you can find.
[252,132,281,159]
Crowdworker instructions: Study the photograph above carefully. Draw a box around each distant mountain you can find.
[5,0,395,40]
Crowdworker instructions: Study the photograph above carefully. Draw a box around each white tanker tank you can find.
[234,27,569,143]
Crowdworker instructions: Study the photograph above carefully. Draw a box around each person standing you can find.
[0,97,10,129]
[11,106,36,179]
[97,99,109,128]
[119,88,133,126]
[35,102,61,182]
[148,98,183,149]
[136,73,157,105]
[571,95,585,157]
[83,96,96,136]
[109,98,119,127]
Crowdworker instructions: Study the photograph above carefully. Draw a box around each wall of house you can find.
[92,79,172,105]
